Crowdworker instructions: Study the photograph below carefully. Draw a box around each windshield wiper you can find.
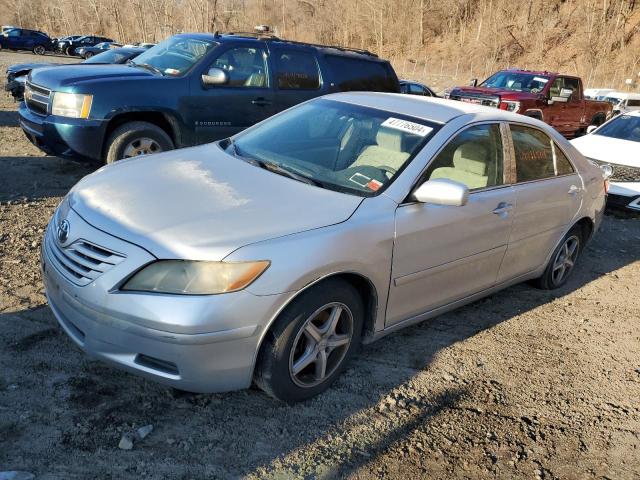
[131,62,164,76]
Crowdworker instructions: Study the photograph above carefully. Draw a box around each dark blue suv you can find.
[0,28,53,55]
[19,32,400,163]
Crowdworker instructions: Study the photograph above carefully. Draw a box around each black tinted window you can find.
[274,50,320,89]
[325,55,397,92]
[511,125,574,182]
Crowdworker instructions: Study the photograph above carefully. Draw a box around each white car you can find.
[571,111,640,212]
[584,88,615,100]
[602,91,640,116]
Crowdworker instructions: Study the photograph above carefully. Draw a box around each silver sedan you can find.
[42,93,607,402]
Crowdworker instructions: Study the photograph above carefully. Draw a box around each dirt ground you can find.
[0,51,639,480]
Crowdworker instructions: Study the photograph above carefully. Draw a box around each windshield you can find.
[228,99,437,197]
[129,36,217,77]
[83,49,137,64]
[604,96,623,105]
[594,114,640,142]
[480,72,550,93]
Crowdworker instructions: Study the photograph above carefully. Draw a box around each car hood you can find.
[8,62,59,74]
[571,134,640,168]
[29,64,153,89]
[69,144,363,261]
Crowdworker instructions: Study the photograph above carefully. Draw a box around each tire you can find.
[590,113,606,127]
[84,52,93,59]
[532,226,583,290]
[255,278,364,403]
[33,45,46,55]
[105,121,174,164]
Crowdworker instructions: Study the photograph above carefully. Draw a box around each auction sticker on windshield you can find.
[381,117,433,137]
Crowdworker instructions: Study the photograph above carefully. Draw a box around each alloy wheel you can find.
[123,137,162,158]
[289,302,354,388]
[34,45,45,55]
[551,235,579,285]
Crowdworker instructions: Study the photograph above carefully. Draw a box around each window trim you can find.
[504,121,578,186]
[272,48,322,91]
[402,120,512,204]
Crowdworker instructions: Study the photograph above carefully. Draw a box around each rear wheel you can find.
[532,226,582,290]
[84,52,93,59]
[33,44,46,55]
[255,279,364,403]
[105,121,174,164]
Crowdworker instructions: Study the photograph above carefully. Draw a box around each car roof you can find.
[324,92,528,124]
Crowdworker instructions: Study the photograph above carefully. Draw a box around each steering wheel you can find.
[378,165,397,178]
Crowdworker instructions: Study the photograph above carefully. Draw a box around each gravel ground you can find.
[0,51,639,480]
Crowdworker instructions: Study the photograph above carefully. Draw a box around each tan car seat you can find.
[351,127,410,174]
[430,143,489,189]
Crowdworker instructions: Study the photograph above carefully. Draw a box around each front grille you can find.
[44,226,126,286]
[590,158,640,182]
[450,93,500,108]
[25,81,51,115]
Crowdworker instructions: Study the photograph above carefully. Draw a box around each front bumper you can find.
[41,209,293,393]
[608,181,640,212]
[19,102,107,161]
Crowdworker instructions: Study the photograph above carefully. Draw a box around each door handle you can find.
[492,202,513,216]
[251,97,272,106]
[568,185,582,195]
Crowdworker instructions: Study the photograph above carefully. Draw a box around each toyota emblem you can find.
[57,219,70,244]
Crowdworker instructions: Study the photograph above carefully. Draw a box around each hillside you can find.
[1,0,639,91]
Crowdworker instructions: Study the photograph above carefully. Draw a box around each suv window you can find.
[425,124,504,191]
[511,125,574,182]
[274,50,320,89]
[324,55,396,92]
[212,46,268,88]
[627,99,640,107]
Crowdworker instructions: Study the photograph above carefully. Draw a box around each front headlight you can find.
[121,260,270,295]
[51,92,92,118]
[501,101,520,113]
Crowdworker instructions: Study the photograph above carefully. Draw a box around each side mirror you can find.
[586,125,598,134]
[202,67,228,87]
[470,78,478,87]
[551,88,573,103]
[412,179,469,207]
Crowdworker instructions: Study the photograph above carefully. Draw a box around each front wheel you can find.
[105,121,174,164]
[255,279,364,403]
[33,45,46,55]
[532,226,582,290]
[84,52,93,59]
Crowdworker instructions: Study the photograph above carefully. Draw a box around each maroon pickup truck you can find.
[446,69,612,138]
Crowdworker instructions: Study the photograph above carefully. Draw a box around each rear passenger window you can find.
[274,50,320,89]
[511,125,574,182]
[324,55,397,92]
[425,124,504,191]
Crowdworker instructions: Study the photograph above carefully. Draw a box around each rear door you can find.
[270,46,323,111]
[386,122,515,326]
[497,123,581,282]
[188,43,276,143]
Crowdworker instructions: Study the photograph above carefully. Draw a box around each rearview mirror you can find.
[412,179,469,206]
[202,67,228,87]
[470,78,478,87]
[586,125,598,134]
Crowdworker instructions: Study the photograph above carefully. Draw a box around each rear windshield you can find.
[324,55,398,92]
[594,114,640,142]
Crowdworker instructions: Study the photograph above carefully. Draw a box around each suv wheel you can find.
[532,226,582,290]
[33,45,46,55]
[105,121,174,164]
[255,278,364,403]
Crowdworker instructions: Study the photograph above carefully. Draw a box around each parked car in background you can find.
[6,47,144,101]
[602,92,640,116]
[76,41,114,59]
[447,69,612,138]
[400,79,437,96]
[0,28,53,55]
[20,31,399,163]
[41,93,607,401]
[59,35,113,56]
[584,88,615,100]
[54,35,82,53]
[123,42,156,49]
[571,111,640,212]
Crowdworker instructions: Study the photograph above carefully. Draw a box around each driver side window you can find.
[424,124,504,191]
[212,47,269,88]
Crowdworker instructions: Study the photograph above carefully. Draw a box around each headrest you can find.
[376,127,403,151]
[453,143,488,176]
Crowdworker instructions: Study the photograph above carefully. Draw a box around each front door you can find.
[497,123,582,282]
[189,44,276,144]
[386,123,515,326]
